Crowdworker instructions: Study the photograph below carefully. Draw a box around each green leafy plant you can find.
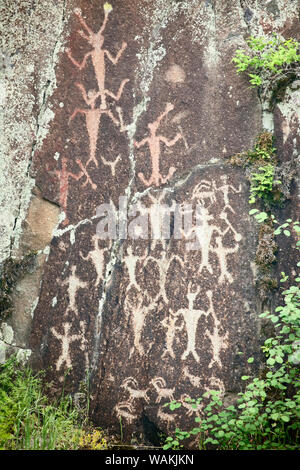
[0,357,108,450]
[231,132,284,206]
[249,163,281,204]
[163,215,300,450]
[232,35,300,102]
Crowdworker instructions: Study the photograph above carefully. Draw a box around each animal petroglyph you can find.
[135,103,183,187]
[179,393,202,417]
[182,366,201,387]
[120,377,150,403]
[114,401,136,424]
[157,407,176,426]
[150,377,175,403]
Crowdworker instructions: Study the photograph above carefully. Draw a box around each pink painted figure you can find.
[70,83,128,168]
[54,157,84,226]
[134,103,183,187]
[66,7,127,110]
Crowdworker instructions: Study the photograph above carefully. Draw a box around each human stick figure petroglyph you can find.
[162,310,183,359]
[52,157,92,226]
[182,179,242,283]
[61,265,88,316]
[212,235,239,284]
[101,154,122,176]
[206,303,229,369]
[50,321,86,372]
[80,235,107,287]
[66,5,127,111]
[178,285,214,362]
[134,103,183,187]
[70,83,128,168]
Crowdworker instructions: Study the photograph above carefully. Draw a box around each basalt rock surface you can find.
[0,0,299,444]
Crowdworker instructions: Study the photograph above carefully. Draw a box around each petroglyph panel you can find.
[25,0,299,442]
[90,164,259,434]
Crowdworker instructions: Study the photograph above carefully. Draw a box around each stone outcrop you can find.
[0,0,299,444]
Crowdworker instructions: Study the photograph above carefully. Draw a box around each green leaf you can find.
[247,357,254,363]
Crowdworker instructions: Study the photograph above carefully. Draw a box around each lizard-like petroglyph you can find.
[67,4,128,174]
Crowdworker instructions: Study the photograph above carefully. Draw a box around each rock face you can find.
[1,0,299,443]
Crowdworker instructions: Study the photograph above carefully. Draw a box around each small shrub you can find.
[79,429,108,450]
[232,35,300,103]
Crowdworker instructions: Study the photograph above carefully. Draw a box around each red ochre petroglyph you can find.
[134,103,183,187]
[70,82,128,168]
[66,6,127,110]
[53,158,85,226]
[50,157,95,226]
[67,5,128,169]
[52,3,129,227]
